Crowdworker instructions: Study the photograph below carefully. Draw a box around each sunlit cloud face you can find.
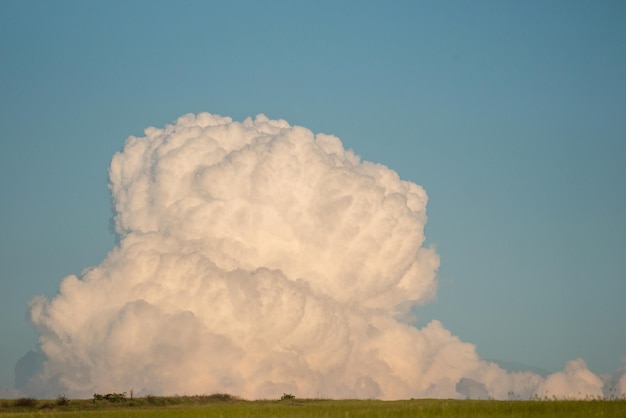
[21,113,622,400]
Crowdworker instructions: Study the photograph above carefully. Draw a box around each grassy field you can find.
[1,395,625,417]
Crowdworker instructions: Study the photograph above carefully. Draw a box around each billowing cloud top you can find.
[108,113,437,310]
[23,113,622,400]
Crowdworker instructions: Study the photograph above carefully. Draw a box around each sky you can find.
[1,0,625,397]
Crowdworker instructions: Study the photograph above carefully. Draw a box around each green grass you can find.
[1,396,625,417]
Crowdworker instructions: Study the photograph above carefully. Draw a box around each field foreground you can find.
[2,395,626,417]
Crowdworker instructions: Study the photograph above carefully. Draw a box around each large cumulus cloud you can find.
[21,113,620,400]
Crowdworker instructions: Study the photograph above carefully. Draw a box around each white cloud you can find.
[535,359,604,400]
[18,113,613,400]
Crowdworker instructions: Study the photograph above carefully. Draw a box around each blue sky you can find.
[1,0,625,391]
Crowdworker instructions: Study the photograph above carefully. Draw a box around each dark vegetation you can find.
[10,397,38,408]
[0,393,239,413]
[93,391,128,402]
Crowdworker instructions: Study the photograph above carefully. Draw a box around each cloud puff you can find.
[535,359,604,400]
[21,113,608,400]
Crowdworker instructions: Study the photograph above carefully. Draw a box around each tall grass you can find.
[1,396,625,417]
